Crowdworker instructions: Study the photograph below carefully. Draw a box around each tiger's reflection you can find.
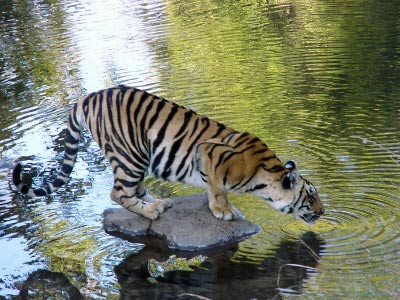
[115,231,324,300]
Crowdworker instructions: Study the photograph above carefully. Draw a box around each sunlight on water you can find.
[1,0,400,299]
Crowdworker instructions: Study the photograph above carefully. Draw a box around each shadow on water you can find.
[114,231,324,300]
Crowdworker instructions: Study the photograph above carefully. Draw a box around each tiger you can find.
[13,86,325,223]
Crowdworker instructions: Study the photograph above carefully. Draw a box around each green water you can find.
[1,0,400,299]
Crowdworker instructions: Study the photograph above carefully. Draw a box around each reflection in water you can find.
[115,232,324,300]
[1,0,400,299]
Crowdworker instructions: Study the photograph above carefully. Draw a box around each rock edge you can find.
[103,193,260,251]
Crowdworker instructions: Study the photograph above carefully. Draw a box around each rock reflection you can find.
[115,231,324,300]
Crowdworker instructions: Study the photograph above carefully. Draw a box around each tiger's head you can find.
[251,160,325,224]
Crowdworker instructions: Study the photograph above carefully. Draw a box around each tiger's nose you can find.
[318,205,325,215]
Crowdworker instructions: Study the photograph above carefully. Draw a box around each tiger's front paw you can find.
[210,204,244,221]
[161,198,173,209]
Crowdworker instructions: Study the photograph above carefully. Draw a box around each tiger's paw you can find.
[154,198,173,212]
[161,198,173,209]
[144,199,173,220]
[143,209,161,221]
[211,204,244,221]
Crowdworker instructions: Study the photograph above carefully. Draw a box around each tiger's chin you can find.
[298,213,320,224]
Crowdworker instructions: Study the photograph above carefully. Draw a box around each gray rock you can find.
[103,193,260,251]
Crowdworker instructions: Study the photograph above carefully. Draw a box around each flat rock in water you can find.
[103,193,261,251]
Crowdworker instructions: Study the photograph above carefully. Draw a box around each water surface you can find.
[1,0,400,299]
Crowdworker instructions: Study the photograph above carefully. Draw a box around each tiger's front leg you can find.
[110,183,172,220]
[196,140,244,221]
[207,187,241,220]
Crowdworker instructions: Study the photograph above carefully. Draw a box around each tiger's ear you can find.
[282,160,298,190]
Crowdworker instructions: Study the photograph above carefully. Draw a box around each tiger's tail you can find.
[13,103,83,197]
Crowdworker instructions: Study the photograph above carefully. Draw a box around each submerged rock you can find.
[103,193,260,251]
[19,269,83,300]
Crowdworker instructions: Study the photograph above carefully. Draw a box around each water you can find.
[1,0,400,299]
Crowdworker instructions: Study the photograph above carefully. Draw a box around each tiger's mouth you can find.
[299,213,320,224]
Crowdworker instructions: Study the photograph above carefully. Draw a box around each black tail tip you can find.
[13,163,23,185]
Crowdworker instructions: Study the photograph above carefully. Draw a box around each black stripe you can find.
[188,118,200,139]
[237,144,256,154]
[223,132,239,144]
[33,188,47,196]
[233,133,250,148]
[115,178,139,188]
[162,135,185,179]
[199,170,207,177]
[133,91,147,121]
[177,166,190,182]
[113,143,147,170]
[253,148,269,155]
[110,157,142,178]
[248,137,260,144]
[176,152,191,177]
[174,111,193,138]
[96,93,104,146]
[68,109,80,133]
[230,176,245,190]
[61,164,73,174]
[177,118,210,177]
[139,99,156,156]
[61,154,74,163]
[215,150,234,170]
[263,165,285,172]
[148,99,166,130]
[259,155,276,162]
[231,168,258,191]
[152,147,166,177]
[223,168,229,185]
[152,105,179,151]
[294,183,307,208]
[210,122,227,139]
[52,178,65,188]
[64,146,78,156]
[65,129,79,145]
[116,89,125,141]
[91,93,102,143]
[12,163,22,185]
[245,184,268,193]
[216,145,256,170]
[184,117,212,161]
[21,185,29,194]
[82,95,91,119]
[140,97,155,130]
[115,90,142,160]
[104,143,113,154]
[125,91,148,160]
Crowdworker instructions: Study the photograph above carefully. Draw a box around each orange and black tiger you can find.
[13,86,325,223]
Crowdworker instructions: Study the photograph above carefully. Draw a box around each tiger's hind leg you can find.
[110,174,172,220]
[135,180,155,202]
[135,180,172,208]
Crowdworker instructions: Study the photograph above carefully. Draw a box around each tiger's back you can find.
[13,86,324,223]
[79,86,234,185]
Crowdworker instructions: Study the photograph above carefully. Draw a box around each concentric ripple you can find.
[1,0,400,299]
